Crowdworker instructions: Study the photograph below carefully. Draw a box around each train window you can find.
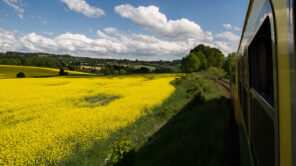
[249,18,274,105]
[294,0,296,59]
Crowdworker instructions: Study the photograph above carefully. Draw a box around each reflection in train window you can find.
[231,65,236,84]
[238,61,243,105]
[294,0,296,49]
[249,18,274,105]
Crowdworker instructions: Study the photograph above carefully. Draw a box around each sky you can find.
[0,0,249,60]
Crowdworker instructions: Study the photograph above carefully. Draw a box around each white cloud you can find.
[0,5,241,59]
[43,32,54,36]
[0,28,197,60]
[223,24,232,29]
[3,0,24,19]
[234,26,241,31]
[18,14,23,19]
[0,29,23,51]
[215,31,240,42]
[3,0,24,13]
[104,27,118,34]
[19,33,57,52]
[61,0,105,18]
[0,27,240,60]
[115,4,212,41]
[223,24,241,32]
[215,31,240,54]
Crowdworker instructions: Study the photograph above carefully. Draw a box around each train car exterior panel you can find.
[232,0,296,165]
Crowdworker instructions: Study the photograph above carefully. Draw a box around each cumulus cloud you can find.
[223,24,241,32]
[223,24,232,29]
[215,31,240,54]
[61,0,105,18]
[104,27,118,34]
[115,4,212,41]
[215,31,240,42]
[0,28,199,60]
[0,4,241,59]
[0,26,240,60]
[0,29,23,51]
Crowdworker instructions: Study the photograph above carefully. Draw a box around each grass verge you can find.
[58,73,239,166]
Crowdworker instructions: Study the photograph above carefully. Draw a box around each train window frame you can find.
[241,54,250,135]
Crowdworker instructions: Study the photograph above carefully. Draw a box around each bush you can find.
[16,72,26,78]
[207,67,227,79]
[112,70,119,75]
[119,69,127,75]
[105,135,135,165]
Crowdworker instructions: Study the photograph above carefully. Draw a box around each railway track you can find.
[210,78,231,99]
[214,79,230,91]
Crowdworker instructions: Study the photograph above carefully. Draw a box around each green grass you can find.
[58,73,239,166]
[0,65,91,78]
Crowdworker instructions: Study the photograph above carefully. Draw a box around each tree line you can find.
[0,52,181,74]
[0,46,236,75]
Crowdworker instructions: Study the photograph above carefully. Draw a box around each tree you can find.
[59,68,68,75]
[212,48,225,68]
[180,52,201,73]
[16,72,25,78]
[190,44,225,68]
[223,52,237,75]
[195,51,207,70]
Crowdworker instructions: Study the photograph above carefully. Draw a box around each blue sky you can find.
[0,0,249,60]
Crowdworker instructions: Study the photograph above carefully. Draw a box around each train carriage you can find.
[230,0,296,165]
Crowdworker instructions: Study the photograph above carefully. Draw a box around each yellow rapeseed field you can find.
[0,74,178,165]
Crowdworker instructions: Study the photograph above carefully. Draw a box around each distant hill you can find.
[0,65,90,79]
[0,52,181,74]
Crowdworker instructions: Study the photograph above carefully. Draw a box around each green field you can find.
[0,65,91,78]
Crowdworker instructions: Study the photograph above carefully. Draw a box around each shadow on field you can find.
[116,95,240,166]
[31,74,97,78]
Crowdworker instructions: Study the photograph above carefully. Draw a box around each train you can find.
[230,0,296,165]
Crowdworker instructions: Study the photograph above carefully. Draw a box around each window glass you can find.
[249,18,274,105]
